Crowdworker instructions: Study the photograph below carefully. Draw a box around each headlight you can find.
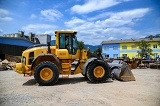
[21,56,26,64]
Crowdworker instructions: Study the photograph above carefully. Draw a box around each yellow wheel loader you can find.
[14,30,135,86]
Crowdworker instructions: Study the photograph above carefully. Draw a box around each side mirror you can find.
[47,42,51,53]
[47,35,51,43]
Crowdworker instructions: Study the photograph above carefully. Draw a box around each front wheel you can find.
[86,60,110,83]
[34,61,59,86]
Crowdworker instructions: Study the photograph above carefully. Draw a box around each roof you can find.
[101,38,160,44]
[0,36,36,47]
[55,30,77,34]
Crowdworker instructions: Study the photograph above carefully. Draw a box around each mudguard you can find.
[31,54,61,71]
[82,57,97,75]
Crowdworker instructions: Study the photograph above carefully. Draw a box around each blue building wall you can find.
[0,37,35,47]
[102,43,120,58]
[0,37,36,56]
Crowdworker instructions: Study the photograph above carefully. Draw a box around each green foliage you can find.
[93,47,102,55]
[145,34,160,38]
[137,40,153,58]
[77,41,84,50]
[145,34,160,45]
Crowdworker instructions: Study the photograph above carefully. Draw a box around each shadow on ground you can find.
[57,77,87,85]
[23,79,37,86]
[22,77,113,86]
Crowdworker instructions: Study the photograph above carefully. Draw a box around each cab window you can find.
[59,34,66,49]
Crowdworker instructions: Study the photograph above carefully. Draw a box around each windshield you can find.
[73,35,78,50]
[59,33,78,54]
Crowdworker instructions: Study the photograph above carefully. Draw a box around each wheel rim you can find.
[93,66,105,78]
[40,68,53,81]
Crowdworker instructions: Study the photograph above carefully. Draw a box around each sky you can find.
[0,0,160,45]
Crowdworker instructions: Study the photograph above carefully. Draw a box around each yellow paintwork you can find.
[15,63,25,74]
[150,42,160,58]
[62,63,70,69]
[93,66,105,78]
[120,42,137,58]
[150,42,160,49]
[40,68,53,81]
[15,30,89,76]
[14,63,32,75]
[73,62,85,74]
[120,42,137,50]
[55,30,77,49]
[56,49,71,59]
[120,41,160,58]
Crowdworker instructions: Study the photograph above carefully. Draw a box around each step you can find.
[62,74,69,78]
[24,74,31,77]
[63,69,69,72]
[62,63,70,69]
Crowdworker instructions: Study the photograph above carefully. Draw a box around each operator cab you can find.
[55,31,78,55]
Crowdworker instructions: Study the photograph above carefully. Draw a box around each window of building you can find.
[122,54,127,58]
[131,45,137,50]
[106,54,109,58]
[122,46,127,50]
[113,46,118,50]
[153,44,157,48]
[113,54,118,58]
[154,53,158,58]
[105,46,109,50]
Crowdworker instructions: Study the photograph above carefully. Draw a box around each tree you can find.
[137,40,153,58]
[145,34,160,38]
[77,41,84,50]
[93,47,102,54]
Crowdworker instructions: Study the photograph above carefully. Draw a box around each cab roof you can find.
[55,30,77,34]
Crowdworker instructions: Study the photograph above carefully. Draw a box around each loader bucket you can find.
[112,62,135,81]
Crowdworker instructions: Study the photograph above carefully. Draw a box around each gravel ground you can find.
[0,68,160,106]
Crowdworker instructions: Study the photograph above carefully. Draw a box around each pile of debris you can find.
[150,61,160,69]
[0,59,16,71]
[5,54,21,63]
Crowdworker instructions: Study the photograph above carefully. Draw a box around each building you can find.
[0,31,52,60]
[35,34,51,44]
[101,40,120,58]
[0,37,36,60]
[102,38,160,59]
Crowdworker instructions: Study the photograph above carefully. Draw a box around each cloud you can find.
[40,9,63,21]
[30,14,37,19]
[22,24,57,34]
[66,8,150,28]
[98,8,150,27]
[108,8,150,21]
[65,8,150,45]
[88,12,113,21]
[90,8,150,24]
[71,0,130,14]
[0,8,13,21]
[65,17,86,27]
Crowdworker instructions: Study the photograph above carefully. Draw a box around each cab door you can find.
[58,33,79,59]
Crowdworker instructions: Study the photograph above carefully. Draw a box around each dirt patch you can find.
[0,69,160,106]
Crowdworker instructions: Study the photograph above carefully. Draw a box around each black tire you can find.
[86,60,110,83]
[81,73,88,79]
[34,61,59,86]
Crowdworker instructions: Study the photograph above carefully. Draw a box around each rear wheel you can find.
[34,61,59,86]
[86,60,110,83]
